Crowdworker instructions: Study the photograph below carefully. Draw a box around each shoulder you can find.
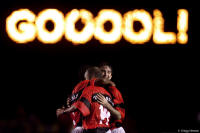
[78,80,90,86]
[82,86,94,94]
[109,86,124,100]
[109,86,121,93]
[73,80,89,93]
[95,86,111,96]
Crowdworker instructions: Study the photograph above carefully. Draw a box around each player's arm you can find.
[65,80,89,111]
[57,94,90,118]
[61,89,91,114]
[66,97,71,108]
[56,106,65,118]
[72,87,91,117]
[56,105,77,118]
[95,78,116,87]
[63,105,77,113]
[109,86,126,121]
[96,93,121,120]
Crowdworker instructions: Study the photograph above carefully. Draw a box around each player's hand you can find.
[107,80,116,86]
[66,97,71,108]
[101,78,116,86]
[95,79,116,87]
[56,106,65,118]
[96,93,109,108]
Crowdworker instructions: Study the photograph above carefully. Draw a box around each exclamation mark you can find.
[177,9,189,44]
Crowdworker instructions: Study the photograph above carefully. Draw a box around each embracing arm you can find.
[96,93,121,120]
[56,105,77,118]
[63,105,77,113]
[95,78,116,87]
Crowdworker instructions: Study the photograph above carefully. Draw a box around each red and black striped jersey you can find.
[70,80,90,127]
[107,86,125,129]
[68,79,125,129]
[74,81,114,129]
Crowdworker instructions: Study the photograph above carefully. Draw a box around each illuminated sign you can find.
[6,9,189,44]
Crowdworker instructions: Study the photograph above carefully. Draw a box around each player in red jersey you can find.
[68,79,90,133]
[56,65,124,133]
[57,68,90,133]
[98,64,126,133]
[57,67,121,133]
[74,81,113,132]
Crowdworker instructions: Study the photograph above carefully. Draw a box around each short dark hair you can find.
[86,66,103,79]
[99,62,112,72]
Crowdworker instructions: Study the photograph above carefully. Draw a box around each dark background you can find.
[0,0,198,133]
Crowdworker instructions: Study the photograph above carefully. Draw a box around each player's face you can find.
[100,66,112,80]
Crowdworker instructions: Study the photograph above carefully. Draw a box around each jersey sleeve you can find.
[68,80,89,127]
[109,86,125,121]
[73,87,92,117]
[70,80,89,105]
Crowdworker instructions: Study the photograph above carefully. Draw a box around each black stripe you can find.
[103,94,114,107]
[92,93,114,107]
[114,103,125,109]
[106,86,116,100]
[104,87,125,108]
[88,81,91,86]
[115,122,123,127]
[70,81,90,105]
[80,97,91,110]
[70,89,84,105]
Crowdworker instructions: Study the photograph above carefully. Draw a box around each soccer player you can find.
[98,64,126,133]
[57,67,91,133]
[57,67,121,133]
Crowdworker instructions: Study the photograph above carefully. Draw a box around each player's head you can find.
[84,66,103,80]
[99,63,112,80]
